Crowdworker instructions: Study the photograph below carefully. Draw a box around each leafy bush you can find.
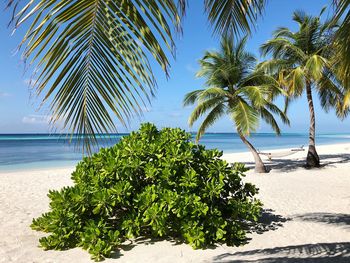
[31,123,262,261]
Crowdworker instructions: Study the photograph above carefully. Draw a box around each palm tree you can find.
[184,36,289,173]
[259,10,345,168]
[8,1,349,153]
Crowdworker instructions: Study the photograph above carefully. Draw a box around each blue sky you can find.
[0,0,349,134]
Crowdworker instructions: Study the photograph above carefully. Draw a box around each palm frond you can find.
[237,85,269,108]
[265,102,290,126]
[259,108,281,135]
[8,0,183,153]
[230,98,259,135]
[305,55,329,81]
[332,0,350,88]
[183,89,204,106]
[317,68,348,117]
[195,103,226,142]
[286,67,305,97]
[260,38,306,62]
[204,0,267,36]
[198,87,233,101]
[257,59,292,76]
[188,97,225,127]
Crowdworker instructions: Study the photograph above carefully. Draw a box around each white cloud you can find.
[0,92,11,98]
[168,111,182,118]
[185,64,198,74]
[22,115,51,125]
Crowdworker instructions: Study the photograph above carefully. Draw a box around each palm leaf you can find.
[198,87,233,101]
[204,0,267,36]
[286,67,305,97]
[259,108,281,135]
[183,89,204,106]
[305,55,329,81]
[188,96,225,127]
[8,0,182,153]
[332,0,350,88]
[230,98,259,135]
[265,102,290,126]
[195,103,226,142]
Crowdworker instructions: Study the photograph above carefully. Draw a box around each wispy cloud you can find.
[22,114,50,125]
[185,64,198,74]
[168,111,182,118]
[0,92,11,98]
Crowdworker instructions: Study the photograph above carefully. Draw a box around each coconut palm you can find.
[184,36,289,173]
[259,10,346,168]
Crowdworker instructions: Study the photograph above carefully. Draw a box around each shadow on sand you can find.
[213,211,350,262]
[113,209,290,258]
[293,212,350,230]
[113,211,350,261]
[247,209,290,236]
[212,242,350,262]
[241,153,350,172]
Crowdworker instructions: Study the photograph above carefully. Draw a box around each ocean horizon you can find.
[1,132,350,171]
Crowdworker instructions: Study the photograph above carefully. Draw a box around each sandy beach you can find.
[0,143,349,263]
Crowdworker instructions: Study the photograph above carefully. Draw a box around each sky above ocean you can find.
[1,0,349,134]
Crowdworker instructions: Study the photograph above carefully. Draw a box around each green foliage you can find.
[184,36,289,141]
[31,123,262,261]
[259,9,348,117]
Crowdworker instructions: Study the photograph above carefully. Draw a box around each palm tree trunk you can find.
[238,132,267,173]
[306,83,320,167]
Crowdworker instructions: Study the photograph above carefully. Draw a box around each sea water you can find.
[0,133,349,171]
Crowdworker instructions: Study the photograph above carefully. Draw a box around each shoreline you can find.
[1,141,350,174]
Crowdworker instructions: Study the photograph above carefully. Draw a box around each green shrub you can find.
[31,123,262,261]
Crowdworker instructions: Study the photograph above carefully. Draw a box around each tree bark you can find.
[306,83,320,167]
[238,132,267,173]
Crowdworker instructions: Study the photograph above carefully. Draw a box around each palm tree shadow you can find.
[293,212,350,230]
[213,212,350,262]
[212,242,350,262]
[239,153,350,173]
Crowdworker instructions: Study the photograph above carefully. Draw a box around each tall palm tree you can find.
[259,10,345,168]
[184,36,289,173]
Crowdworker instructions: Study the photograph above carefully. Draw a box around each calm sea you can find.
[1,133,350,171]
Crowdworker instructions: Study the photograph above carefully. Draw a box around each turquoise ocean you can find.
[1,133,350,171]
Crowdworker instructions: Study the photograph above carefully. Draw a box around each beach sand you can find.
[0,143,349,262]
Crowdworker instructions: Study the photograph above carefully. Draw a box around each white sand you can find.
[0,143,349,262]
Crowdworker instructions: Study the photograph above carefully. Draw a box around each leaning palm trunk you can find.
[238,132,267,173]
[306,83,320,167]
